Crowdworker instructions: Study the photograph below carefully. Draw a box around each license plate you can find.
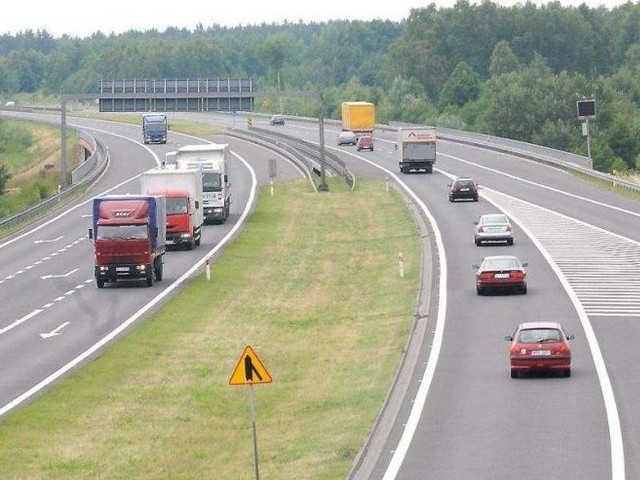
[531,350,551,356]
[460,188,469,191]
[116,267,129,272]
[494,273,509,278]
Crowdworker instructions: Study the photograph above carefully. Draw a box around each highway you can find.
[263,117,637,480]
[1,111,639,479]
[0,113,303,415]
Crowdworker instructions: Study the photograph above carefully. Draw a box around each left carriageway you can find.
[0,112,304,417]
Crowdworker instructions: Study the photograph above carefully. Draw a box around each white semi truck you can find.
[168,143,232,224]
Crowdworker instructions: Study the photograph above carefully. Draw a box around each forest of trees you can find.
[1,0,640,173]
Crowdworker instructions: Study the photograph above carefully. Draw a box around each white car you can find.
[337,131,357,146]
[474,213,513,246]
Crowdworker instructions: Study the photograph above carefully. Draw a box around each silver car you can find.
[337,131,357,146]
[474,213,513,246]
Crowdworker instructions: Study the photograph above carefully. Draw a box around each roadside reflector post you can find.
[269,159,277,196]
[206,256,211,281]
[398,252,404,278]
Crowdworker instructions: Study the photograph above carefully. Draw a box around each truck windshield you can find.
[203,172,222,192]
[166,198,189,215]
[97,225,148,240]
[145,124,166,132]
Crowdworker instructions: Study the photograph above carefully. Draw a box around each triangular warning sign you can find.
[229,345,273,385]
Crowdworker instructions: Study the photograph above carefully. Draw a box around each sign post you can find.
[229,345,273,480]
[577,97,596,165]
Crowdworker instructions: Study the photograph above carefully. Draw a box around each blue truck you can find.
[88,195,167,288]
[142,113,168,144]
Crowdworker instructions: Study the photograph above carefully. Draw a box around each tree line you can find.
[1,1,640,173]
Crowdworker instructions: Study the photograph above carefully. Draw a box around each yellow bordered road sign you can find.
[229,345,273,385]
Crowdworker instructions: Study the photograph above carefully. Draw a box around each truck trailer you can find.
[142,113,168,144]
[169,143,232,224]
[141,167,204,250]
[398,127,437,173]
[341,101,375,138]
[89,195,166,288]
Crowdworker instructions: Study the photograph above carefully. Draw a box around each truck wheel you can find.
[425,165,433,173]
[195,235,201,247]
[154,258,163,281]
[186,239,194,250]
[97,279,105,288]
[146,271,154,287]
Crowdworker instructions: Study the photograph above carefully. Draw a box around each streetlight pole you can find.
[60,95,68,191]
[317,92,329,191]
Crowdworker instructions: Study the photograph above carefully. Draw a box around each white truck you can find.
[140,167,204,249]
[169,143,232,224]
[398,127,437,173]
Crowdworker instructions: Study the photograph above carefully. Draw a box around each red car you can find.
[356,135,374,151]
[505,322,574,378]
[474,255,527,295]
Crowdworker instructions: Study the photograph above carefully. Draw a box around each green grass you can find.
[0,177,420,480]
[0,119,80,219]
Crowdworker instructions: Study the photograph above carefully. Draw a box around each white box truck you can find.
[398,127,437,173]
[141,167,204,249]
[170,143,231,224]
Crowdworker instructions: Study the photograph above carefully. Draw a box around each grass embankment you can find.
[0,178,420,479]
[0,119,79,219]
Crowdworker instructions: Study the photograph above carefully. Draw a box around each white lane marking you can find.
[40,322,70,339]
[0,145,257,421]
[314,148,449,480]
[0,310,43,335]
[40,268,79,280]
[478,186,625,480]
[441,151,640,219]
[33,236,64,244]
[0,125,161,252]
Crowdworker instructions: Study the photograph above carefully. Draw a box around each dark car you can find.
[448,177,478,202]
[505,322,573,378]
[270,114,285,126]
[356,135,374,151]
[473,255,527,295]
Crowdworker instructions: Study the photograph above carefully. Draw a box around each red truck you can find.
[89,195,166,288]
[140,168,204,250]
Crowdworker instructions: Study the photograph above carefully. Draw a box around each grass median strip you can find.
[0,177,420,479]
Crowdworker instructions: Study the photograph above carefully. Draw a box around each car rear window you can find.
[481,214,507,224]
[518,328,562,343]
[456,180,474,188]
[483,257,520,269]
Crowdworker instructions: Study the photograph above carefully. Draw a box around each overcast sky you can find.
[0,0,633,38]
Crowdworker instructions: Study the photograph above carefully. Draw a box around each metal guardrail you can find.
[247,126,356,190]
[224,128,319,192]
[246,113,640,193]
[0,132,109,231]
[250,127,355,190]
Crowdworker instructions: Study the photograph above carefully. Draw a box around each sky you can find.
[0,0,634,38]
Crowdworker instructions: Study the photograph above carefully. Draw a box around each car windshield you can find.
[480,214,508,225]
[518,328,562,343]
